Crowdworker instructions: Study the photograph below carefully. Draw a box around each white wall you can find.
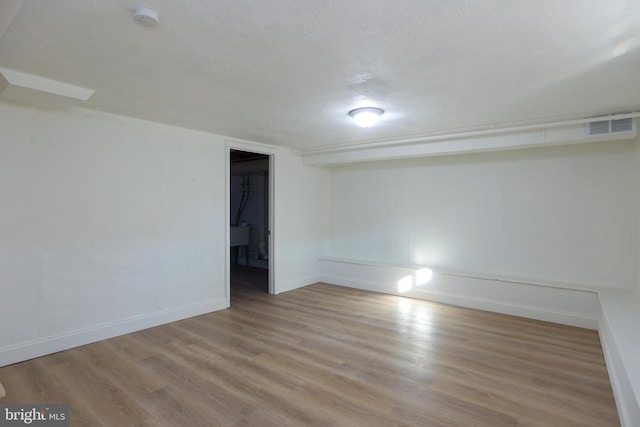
[329,140,636,290]
[273,148,331,293]
[324,136,640,425]
[0,99,330,366]
[0,101,228,365]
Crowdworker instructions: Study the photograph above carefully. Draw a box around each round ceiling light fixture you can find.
[349,107,384,128]
[133,6,159,27]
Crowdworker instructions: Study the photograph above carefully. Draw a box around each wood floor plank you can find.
[0,268,620,426]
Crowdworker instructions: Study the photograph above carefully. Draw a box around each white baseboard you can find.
[276,274,320,294]
[318,257,600,329]
[598,291,640,427]
[319,257,640,425]
[0,297,228,367]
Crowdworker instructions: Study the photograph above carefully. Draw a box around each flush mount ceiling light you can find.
[133,6,159,27]
[349,107,384,128]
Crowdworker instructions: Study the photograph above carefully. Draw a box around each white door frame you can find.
[225,140,276,300]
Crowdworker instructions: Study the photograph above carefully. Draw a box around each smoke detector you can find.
[133,7,159,27]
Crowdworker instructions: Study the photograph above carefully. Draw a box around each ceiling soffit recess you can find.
[298,113,640,166]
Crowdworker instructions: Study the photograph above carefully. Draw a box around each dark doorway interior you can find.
[230,149,269,293]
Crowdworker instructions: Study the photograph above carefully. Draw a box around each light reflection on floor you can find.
[396,296,434,340]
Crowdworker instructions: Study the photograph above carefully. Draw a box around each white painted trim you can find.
[225,146,231,304]
[598,291,640,427]
[268,153,275,295]
[321,274,597,328]
[319,272,598,329]
[599,316,636,427]
[276,274,321,295]
[318,257,600,329]
[297,112,640,156]
[0,297,227,368]
[319,256,603,293]
[226,139,276,295]
[318,257,640,424]
[413,288,598,328]
[300,117,638,166]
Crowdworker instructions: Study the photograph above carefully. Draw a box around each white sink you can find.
[230,226,250,246]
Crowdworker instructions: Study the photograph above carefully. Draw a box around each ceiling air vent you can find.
[586,115,636,137]
[589,120,610,135]
[611,118,633,133]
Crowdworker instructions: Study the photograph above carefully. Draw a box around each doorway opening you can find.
[229,149,271,295]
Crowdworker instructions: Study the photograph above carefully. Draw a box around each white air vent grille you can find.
[611,118,633,133]
[589,120,610,135]
[586,116,636,137]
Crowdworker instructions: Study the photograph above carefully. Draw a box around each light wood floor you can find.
[0,269,620,426]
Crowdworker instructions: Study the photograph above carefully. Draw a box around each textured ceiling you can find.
[1,0,640,149]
